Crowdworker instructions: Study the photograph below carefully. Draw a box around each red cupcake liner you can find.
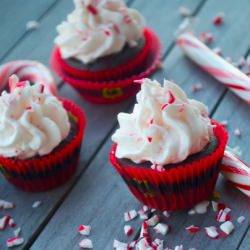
[53,28,152,81]
[51,27,162,104]
[109,121,228,210]
[0,99,86,192]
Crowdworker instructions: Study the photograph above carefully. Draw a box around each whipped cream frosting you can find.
[112,78,214,165]
[55,0,145,64]
[0,75,70,160]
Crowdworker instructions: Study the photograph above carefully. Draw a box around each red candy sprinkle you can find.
[147,137,152,143]
[213,13,224,26]
[87,4,98,15]
[185,225,200,233]
[105,30,111,36]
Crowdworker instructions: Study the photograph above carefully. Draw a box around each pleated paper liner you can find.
[53,28,153,82]
[110,121,228,210]
[0,98,86,192]
[50,28,161,104]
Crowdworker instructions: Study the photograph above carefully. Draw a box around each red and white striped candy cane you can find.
[221,150,250,197]
[177,32,250,104]
[0,60,57,95]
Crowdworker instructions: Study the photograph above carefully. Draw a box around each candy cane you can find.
[177,32,250,104]
[0,60,57,95]
[221,150,250,197]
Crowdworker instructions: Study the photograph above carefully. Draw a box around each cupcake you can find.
[51,0,161,103]
[110,78,228,210]
[0,75,86,192]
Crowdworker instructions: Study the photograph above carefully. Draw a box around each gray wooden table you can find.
[0,0,249,249]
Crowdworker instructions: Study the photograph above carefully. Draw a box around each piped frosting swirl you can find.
[112,78,214,165]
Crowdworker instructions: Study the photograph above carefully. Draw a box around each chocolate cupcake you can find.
[110,78,228,210]
[0,75,86,192]
[51,0,161,103]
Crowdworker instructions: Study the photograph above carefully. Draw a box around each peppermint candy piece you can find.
[174,245,184,250]
[153,223,170,235]
[113,239,128,249]
[14,227,21,237]
[78,225,91,236]
[216,208,231,222]
[140,221,149,238]
[185,225,200,233]
[124,225,133,236]
[146,214,160,226]
[151,238,164,249]
[136,237,151,249]
[178,6,191,17]
[162,211,170,218]
[0,215,10,230]
[79,238,93,249]
[124,210,137,222]
[32,201,42,208]
[237,216,245,224]
[213,13,224,26]
[0,199,15,209]
[9,218,15,228]
[205,226,220,239]
[220,221,234,235]
[6,237,24,248]
[194,200,210,214]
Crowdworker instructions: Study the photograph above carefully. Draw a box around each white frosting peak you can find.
[55,0,145,63]
[0,76,70,159]
[112,79,214,165]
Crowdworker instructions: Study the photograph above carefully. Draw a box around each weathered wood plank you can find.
[239,226,250,250]
[0,0,59,61]
[30,0,250,249]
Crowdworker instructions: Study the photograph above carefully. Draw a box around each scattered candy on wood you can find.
[9,218,15,228]
[151,238,164,249]
[221,150,250,197]
[26,20,40,30]
[162,211,170,218]
[124,225,133,236]
[178,6,191,17]
[213,13,224,26]
[220,221,234,235]
[199,32,213,44]
[79,238,93,249]
[32,200,42,208]
[138,210,149,220]
[193,200,210,214]
[0,215,10,230]
[234,128,242,137]
[113,239,128,249]
[0,200,15,209]
[153,223,170,235]
[140,221,149,238]
[136,237,151,249]
[14,227,21,237]
[185,225,200,233]
[6,237,24,248]
[237,216,245,224]
[124,210,137,222]
[146,215,160,226]
[204,226,220,239]
[216,207,231,222]
[192,83,203,93]
[78,225,91,236]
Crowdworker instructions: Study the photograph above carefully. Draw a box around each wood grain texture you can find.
[0,0,59,61]
[31,0,250,249]
[239,226,250,250]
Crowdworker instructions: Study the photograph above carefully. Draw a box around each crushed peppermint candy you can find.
[213,13,224,26]
[199,32,213,44]
[140,221,149,238]
[79,238,93,249]
[124,225,133,236]
[78,225,91,236]
[153,223,170,235]
[193,200,210,214]
[234,128,242,137]
[0,215,10,230]
[185,225,200,233]
[136,237,151,249]
[220,221,234,235]
[211,201,218,212]
[14,227,21,237]
[163,211,170,218]
[146,214,160,226]
[6,237,24,248]
[9,218,15,228]
[174,245,184,250]
[178,6,191,17]
[124,209,137,221]
[205,226,220,239]
[138,209,149,220]
[113,239,128,249]
[0,199,15,209]
[192,83,203,93]
[237,216,245,224]
[216,207,231,222]
[32,200,42,208]
[151,238,164,249]
[26,20,40,30]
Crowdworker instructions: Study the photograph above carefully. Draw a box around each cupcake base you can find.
[51,28,162,104]
[0,99,86,192]
[109,121,228,210]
